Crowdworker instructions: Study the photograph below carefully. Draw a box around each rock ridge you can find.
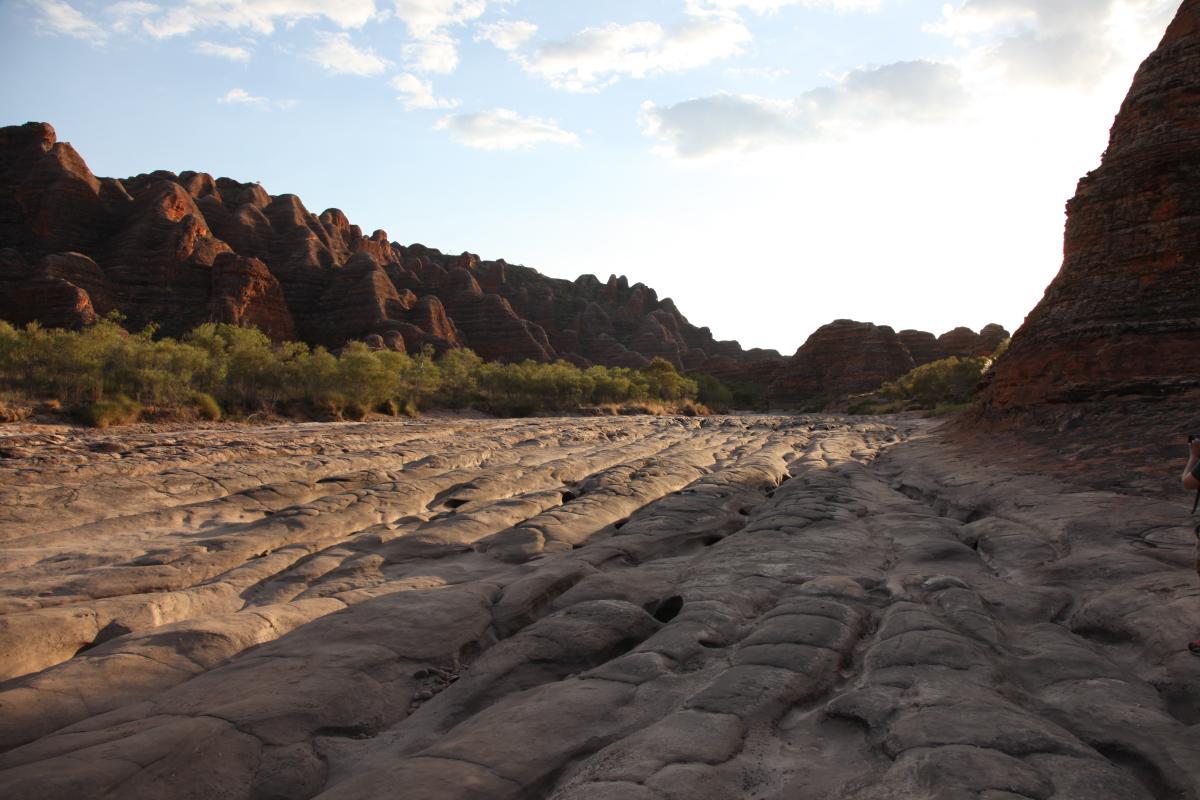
[769,319,1009,407]
[0,121,782,382]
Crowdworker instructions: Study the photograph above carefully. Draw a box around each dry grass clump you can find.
[81,394,141,428]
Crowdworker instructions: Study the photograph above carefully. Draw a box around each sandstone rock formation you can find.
[979,0,1200,409]
[897,328,944,366]
[0,415,1196,798]
[0,122,779,381]
[768,320,1010,408]
[769,320,916,407]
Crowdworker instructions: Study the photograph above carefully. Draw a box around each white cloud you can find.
[403,32,460,73]
[474,20,537,51]
[218,87,267,105]
[139,0,378,38]
[927,0,1176,88]
[194,40,252,62]
[522,10,751,92]
[725,65,791,79]
[311,31,392,76]
[34,0,107,42]
[107,1,156,33]
[391,0,493,73]
[641,60,967,156]
[391,73,460,110]
[435,108,579,150]
[690,0,882,12]
[217,88,297,108]
[392,0,488,39]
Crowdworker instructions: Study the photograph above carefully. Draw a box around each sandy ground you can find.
[0,414,1196,799]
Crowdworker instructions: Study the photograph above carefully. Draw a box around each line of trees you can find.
[0,318,726,426]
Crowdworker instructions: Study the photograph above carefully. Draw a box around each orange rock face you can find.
[980,0,1200,409]
[0,123,780,377]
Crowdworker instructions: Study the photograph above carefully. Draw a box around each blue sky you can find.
[0,0,1180,352]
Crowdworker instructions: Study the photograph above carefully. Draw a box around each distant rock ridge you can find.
[0,121,783,381]
[769,319,1010,407]
[978,0,1200,411]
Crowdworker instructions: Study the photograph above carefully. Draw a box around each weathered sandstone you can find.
[768,320,915,407]
[0,124,778,380]
[0,415,1195,798]
[980,0,1200,409]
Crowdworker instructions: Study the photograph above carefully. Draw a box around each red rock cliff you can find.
[0,122,780,380]
[979,0,1200,409]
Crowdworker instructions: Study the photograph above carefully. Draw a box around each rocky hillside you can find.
[978,0,1200,411]
[960,0,1200,499]
[0,121,783,381]
[769,319,1009,407]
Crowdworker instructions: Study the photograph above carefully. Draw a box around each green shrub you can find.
[890,356,988,407]
[694,373,734,412]
[191,391,221,421]
[0,319,716,421]
[343,400,369,421]
[926,401,972,417]
[311,391,347,419]
[82,394,141,428]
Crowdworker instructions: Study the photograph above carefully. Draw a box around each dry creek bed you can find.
[0,414,1197,799]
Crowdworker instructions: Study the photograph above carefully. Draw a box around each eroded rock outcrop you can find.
[769,320,916,407]
[897,329,945,366]
[768,321,1011,408]
[0,122,776,378]
[979,0,1200,409]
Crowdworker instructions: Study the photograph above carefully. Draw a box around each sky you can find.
[0,0,1182,354]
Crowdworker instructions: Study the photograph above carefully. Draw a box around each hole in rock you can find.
[962,509,988,524]
[737,507,751,516]
[701,535,722,547]
[443,498,469,509]
[698,639,722,649]
[561,490,577,502]
[652,595,684,623]
[612,518,629,530]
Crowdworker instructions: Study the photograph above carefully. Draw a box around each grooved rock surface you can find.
[980,0,1200,409]
[0,122,781,381]
[0,415,1196,799]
